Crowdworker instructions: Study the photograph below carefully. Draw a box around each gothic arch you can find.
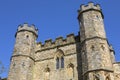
[54,49,64,69]
[54,49,64,59]
[67,63,74,79]
[105,73,111,80]
[44,66,50,80]
[44,66,50,72]
[106,76,110,80]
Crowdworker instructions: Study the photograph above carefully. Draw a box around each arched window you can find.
[44,66,50,80]
[67,63,74,79]
[61,57,64,68]
[55,49,64,69]
[106,77,110,80]
[106,75,110,80]
[56,57,59,69]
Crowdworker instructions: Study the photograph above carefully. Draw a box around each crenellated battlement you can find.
[79,2,101,12]
[78,2,102,18]
[16,23,38,37]
[36,33,80,52]
[8,3,118,80]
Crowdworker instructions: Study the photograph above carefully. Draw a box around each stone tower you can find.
[8,23,38,80]
[78,2,114,80]
[7,2,120,80]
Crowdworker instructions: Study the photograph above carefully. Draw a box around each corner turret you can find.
[78,2,103,19]
[78,2,114,80]
[16,23,38,38]
[8,23,38,80]
[78,2,106,42]
[80,2,101,11]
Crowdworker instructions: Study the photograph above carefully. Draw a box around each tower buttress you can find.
[8,23,38,80]
[78,2,114,80]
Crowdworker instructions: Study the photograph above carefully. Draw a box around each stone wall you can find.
[8,2,119,80]
[113,62,120,80]
[35,34,80,52]
[33,38,81,80]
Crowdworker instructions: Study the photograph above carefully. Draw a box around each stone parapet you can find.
[78,2,103,19]
[16,23,38,37]
[35,33,80,52]
[79,2,101,12]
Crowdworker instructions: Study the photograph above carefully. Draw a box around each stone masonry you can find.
[8,2,120,80]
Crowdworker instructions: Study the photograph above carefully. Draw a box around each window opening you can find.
[56,57,59,69]
[91,45,95,51]
[26,35,29,39]
[61,57,64,68]
[101,45,105,51]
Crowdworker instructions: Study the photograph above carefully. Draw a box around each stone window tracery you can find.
[55,49,64,69]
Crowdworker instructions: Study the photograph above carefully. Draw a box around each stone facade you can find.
[8,2,120,80]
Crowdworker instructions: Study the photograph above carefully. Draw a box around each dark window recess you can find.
[13,63,16,67]
[91,45,95,51]
[26,35,29,38]
[61,57,64,68]
[22,62,25,67]
[96,15,99,19]
[101,45,105,50]
[56,58,59,69]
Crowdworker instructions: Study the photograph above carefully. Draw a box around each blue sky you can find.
[0,0,120,78]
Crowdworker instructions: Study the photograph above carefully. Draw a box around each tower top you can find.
[78,2,103,18]
[79,2,101,12]
[16,23,38,37]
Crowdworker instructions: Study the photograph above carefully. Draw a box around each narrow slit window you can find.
[91,45,95,51]
[96,15,99,19]
[61,57,64,68]
[26,35,29,39]
[56,57,59,69]
[101,45,105,51]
